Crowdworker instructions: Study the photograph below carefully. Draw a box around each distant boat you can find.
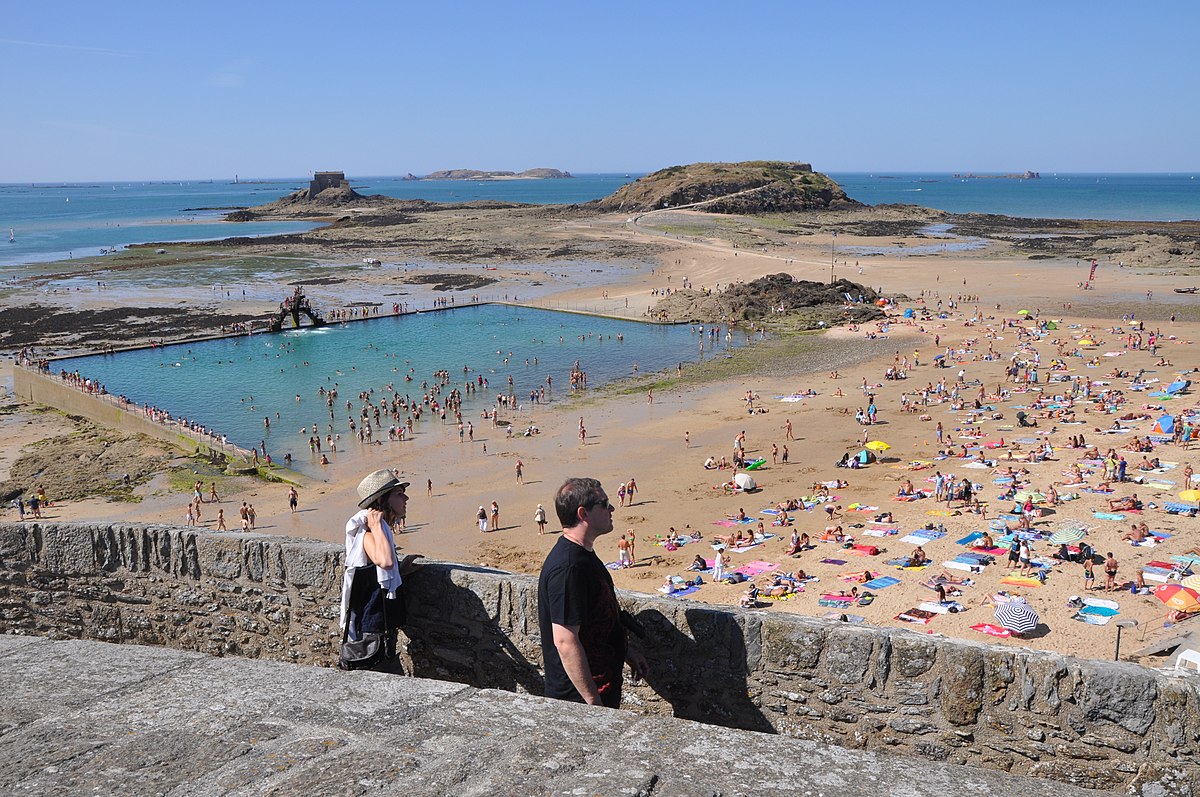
[1173,287,1198,294]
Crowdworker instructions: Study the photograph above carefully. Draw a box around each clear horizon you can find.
[5,169,1200,187]
[4,1,1198,182]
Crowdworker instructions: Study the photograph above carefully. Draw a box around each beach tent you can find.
[733,473,757,491]
[1046,321,1058,330]
[1153,415,1175,434]
[854,449,877,465]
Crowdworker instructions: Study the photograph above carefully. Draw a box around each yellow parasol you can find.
[864,441,891,452]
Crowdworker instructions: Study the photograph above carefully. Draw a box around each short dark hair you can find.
[555,477,604,528]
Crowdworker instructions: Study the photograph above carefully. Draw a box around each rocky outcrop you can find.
[651,274,884,325]
[596,161,861,214]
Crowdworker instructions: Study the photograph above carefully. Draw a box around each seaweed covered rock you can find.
[651,275,884,327]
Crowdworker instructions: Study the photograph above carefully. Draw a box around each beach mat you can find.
[820,558,847,566]
[999,575,1043,588]
[864,575,902,590]
[972,623,1012,638]
[896,608,936,624]
[733,561,778,578]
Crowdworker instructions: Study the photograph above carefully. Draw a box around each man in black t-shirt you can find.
[538,477,648,708]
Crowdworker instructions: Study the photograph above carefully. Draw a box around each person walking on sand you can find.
[216,508,227,531]
[186,502,196,527]
[535,503,548,534]
[617,532,633,568]
[288,486,299,513]
[1104,551,1119,592]
[626,477,638,505]
[490,500,500,531]
[209,482,220,503]
[785,419,794,441]
[247,503,257,531]
[477,505,488,532]
[515,459,524,484]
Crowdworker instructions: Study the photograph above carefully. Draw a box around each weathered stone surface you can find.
[0,636,1114,797]
[2,521,1199,795]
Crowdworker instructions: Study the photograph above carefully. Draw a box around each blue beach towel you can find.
[863,575,902,590]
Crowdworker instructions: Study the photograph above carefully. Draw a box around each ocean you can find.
[4,172,1198,270]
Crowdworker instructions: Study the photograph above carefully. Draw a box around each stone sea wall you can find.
[1,521,1197,795]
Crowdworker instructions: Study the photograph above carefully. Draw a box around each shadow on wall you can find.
[631,602,775,733]
[400,564,543,695]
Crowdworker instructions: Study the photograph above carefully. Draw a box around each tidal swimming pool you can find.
[57,304,741,473]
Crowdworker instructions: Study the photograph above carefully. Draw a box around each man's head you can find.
[555,477,613,534]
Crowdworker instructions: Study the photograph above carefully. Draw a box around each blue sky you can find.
[3,1,1197,181]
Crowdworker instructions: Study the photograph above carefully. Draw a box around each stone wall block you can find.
[277,543,332,589]
[1079,662,1157,735]
[243,541,266,582]
[891,634,938,678]
[0,525,36,566]
[824,625,876,685]
[940,645,985,727]
[760,616,826,670]
[39,524,97,575]
[196,536,244,580]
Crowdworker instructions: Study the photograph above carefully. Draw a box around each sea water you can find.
[54,304,739,475]
[829,173,1200,222]
[6,173,1199,269]
[0,174,637,268]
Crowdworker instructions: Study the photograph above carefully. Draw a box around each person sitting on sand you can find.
[907,546,929,568]
[897,479,916,497]
[704,456,717,470]
[857,570,873,584]
[727,507,749,522]
[687,554,708,572]
[874,511,894,524]
[1107,493,1142,512]
[1121,524,1149,543]
[980,532,994,549]
[1156,357,1172,367]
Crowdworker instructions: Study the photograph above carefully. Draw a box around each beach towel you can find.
[1093,512,1126,521]
[971,546,1008,556]
[733,561,779,578]
[925,510,955,516]
[605,561,624,570]
[919,601,964,614]
[838,570,879,582]
[892,495,920,502]
[819,597,854,608]
[1080,604,1120,617]
[659,584,701,598]
[820,558,848,566]
[1073,611,1111,625]
[999,575,1043,588]
[956,532,984,546]
[944,560,984,573]
[896,608,936,624]
[822,611,866,623]
[971,623,1012,638]
[863,575,902,590]
[862,528,895,538]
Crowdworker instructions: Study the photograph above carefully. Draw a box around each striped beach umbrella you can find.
[1015,490,1046,504]
[1049,527,1087,545]
[1180,573,1200,591]
[994,602,1040,634]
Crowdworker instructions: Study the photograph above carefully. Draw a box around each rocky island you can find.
[404,168,572,180]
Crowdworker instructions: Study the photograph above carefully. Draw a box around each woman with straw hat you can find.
[339,469,421,671]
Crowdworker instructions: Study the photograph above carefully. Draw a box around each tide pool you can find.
[55,304,740,475]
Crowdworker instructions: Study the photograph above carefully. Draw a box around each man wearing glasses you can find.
[538,477,649,708]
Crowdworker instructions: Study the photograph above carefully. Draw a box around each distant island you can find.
[403,168,572,181]
[954,171,1041,180]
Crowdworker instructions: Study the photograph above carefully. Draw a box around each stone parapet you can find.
[1,521,1197,794]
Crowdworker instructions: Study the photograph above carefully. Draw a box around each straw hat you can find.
[357,469,409,509]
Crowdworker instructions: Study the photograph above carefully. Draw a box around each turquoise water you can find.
[55,304,738,474]
[0,174,636,268]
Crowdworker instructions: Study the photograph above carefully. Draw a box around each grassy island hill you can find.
[596,161,861,214]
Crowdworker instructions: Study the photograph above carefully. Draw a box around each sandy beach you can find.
[4,204,1200,664]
